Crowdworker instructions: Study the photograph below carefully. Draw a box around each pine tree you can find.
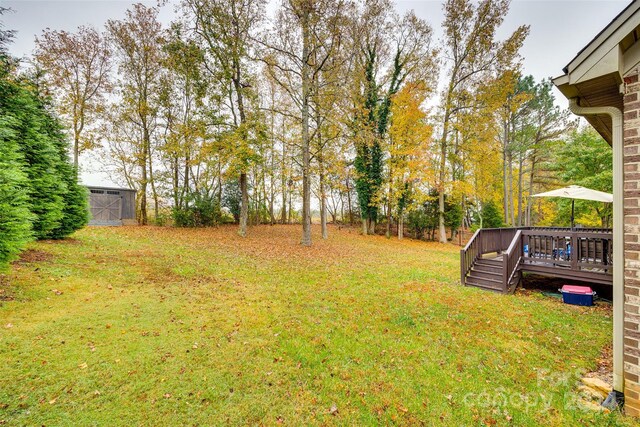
[46,116,89,239]
[0,59,34,268]
[476,201,504,229]
[0,116,33,269]
[13,88,66,239]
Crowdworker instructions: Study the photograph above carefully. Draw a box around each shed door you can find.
[90,193,122,224]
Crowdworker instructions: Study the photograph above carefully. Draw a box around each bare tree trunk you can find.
[517,154,524,227]
[287,188,292,224]
[526,155,537,226]
[217,161,223,208]
[509,152,516,226]
[269,170,275,226]
[73,135,80,171]
[368,218,376,235]
[438,191,446,242]
[300,8,312,246]
[148,142,159,221]
[281,132,287,224]
[386,205,392,238]
[319,157,328,239]
[139,124,150,225]
[386,168,392,238]
[346,176,354,226]
[502,117,509,225]
[397,210,403,240]
[73,104,82,170]
[184,148,190,201]
[239,173,248,236]
[438,125,448,242]
[232,53,249,236]
[269,97,276,226]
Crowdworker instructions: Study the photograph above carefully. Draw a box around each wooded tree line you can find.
[0,9,89,270]
[24,0,612,246]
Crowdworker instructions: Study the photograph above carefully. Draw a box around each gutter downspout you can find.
[569,98,624,396]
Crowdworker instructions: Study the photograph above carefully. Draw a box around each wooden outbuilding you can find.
[87,186,137,226]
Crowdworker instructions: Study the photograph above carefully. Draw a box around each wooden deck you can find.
[460,227,613,293]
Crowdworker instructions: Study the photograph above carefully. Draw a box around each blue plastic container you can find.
[560,285,595,306]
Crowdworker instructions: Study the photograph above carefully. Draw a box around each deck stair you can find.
[466,259,504,292]
[460,227,613,293]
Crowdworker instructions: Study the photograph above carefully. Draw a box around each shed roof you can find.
[86,185,136,193]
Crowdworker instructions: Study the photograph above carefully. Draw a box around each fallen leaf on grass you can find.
[329,404,338,415]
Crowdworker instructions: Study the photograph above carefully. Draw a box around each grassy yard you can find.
[0,225,630,426]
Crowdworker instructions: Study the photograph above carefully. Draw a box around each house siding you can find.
[624,72,640,416]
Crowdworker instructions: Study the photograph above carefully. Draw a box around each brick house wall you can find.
[624,72,640,416]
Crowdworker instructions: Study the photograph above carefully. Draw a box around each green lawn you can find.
[0,225,630,425]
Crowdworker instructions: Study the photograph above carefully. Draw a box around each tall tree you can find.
[350,1,436,235]
[34,26,111,169]
[158,23,208,211]
[552,127,612,227]
[0,51,34,268]
[437,0,528,242]
[185,0,265,237]
[263,0,348,245]
[386,81,433,239]
[107,4,164,225]
[518,78,572,226]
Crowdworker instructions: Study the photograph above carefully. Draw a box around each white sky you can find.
[1,0,632,187]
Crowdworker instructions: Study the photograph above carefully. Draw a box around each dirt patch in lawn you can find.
[39,237,83,245]
[12,249,53,265]
[0,275,13,301]
[585,344,614,386]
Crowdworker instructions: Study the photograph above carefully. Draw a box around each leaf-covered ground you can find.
[0,225,630,425]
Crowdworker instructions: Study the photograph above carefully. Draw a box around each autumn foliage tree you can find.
[350,1,436,235]
[436,0,529,242]
[34,26,111,169]
[107,4,164,225]
[184,0,266,238]
[19,0,600,244]
[386,81,433,239]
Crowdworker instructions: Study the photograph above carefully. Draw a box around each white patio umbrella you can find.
[531,185,613,229]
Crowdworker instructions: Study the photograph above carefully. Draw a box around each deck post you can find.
[571,233,578,272]
[502,255,508,292]
[460,249,465,285]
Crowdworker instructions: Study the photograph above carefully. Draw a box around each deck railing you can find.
[461,226,613,290]
[503,230,523,292]
[521,229,613,278]
[460,227,520,286]
[460,228,482,286]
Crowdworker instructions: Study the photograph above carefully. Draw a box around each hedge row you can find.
[0,56,89,270]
